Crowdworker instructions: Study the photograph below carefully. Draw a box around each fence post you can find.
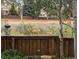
[12,37,15,49]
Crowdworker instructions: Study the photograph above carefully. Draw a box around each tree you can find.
[22,1,73,59]
[43,0,73,59]
[59,0,64,59]
[9,3,18,15]
[23,0,36,17]
[23,4,35,17]
[42,0,56,19]
[73,0,77,59]
[62,0,73,19]
[53,0,73,59]
[23,0,43,18]
[33,0,43,17]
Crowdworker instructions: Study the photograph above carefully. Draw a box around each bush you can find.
[9,3,18,15]
[2,24,11,35]
[16,23,33,35]
[1,49,28,59]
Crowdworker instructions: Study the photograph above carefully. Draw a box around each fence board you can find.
[1,36,74,57]
[63,38,74,57]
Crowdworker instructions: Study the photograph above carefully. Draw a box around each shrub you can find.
[1,49,28,59]
[2,24,11,35]
[16,23,33,35]
[9,3,18,15]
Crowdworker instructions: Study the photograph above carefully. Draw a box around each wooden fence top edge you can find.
[1,36,74,39]
[1,35,58,37]
[1,36,59,38]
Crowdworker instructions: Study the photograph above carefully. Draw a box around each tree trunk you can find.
[59,0,64,59]
[59,18,63,59]
[47,16,49,20]
[20,6,23,22]
[47,12,49,20]
[73,0,77,59]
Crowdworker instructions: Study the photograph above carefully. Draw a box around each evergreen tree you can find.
[23,0,43,18]
[9,3,18,15]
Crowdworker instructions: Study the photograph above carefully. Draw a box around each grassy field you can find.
[1,19,74,38]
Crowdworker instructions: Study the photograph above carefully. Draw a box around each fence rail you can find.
[1,15,73,20]
[1,36,74,57]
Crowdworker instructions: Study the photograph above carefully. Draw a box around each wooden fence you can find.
[1,15,73,20]
[1,36,74,57]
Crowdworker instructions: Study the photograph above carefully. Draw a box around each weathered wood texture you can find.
[1,36,74,57]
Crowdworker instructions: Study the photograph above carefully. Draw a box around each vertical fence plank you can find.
[33,39,37,55]
[63,38,74,57]
[50,38,55,55]
[23,38,26,55]
[1,36,74,57]
[1,37,4,51]
[63,39,69,56]
[68,39,74,57]
[37,39,41,55]
[12,37,15,49]
[4,37,7,49]
[54,38,60,57]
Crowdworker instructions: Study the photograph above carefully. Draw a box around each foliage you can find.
[23,4,35,17]
[23,0,73,19]
[1,50,43,59]
[62,25,74,38]
[2,24,11,36]
[23,0,43,18]
[2,49,24,57]
[9,3,18,15]
[62,0,73,18]
[1,49,28,59]
[1,23,73,37]
[16,23,33,35]
[42,0,57,18]
[47,24,60,36]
